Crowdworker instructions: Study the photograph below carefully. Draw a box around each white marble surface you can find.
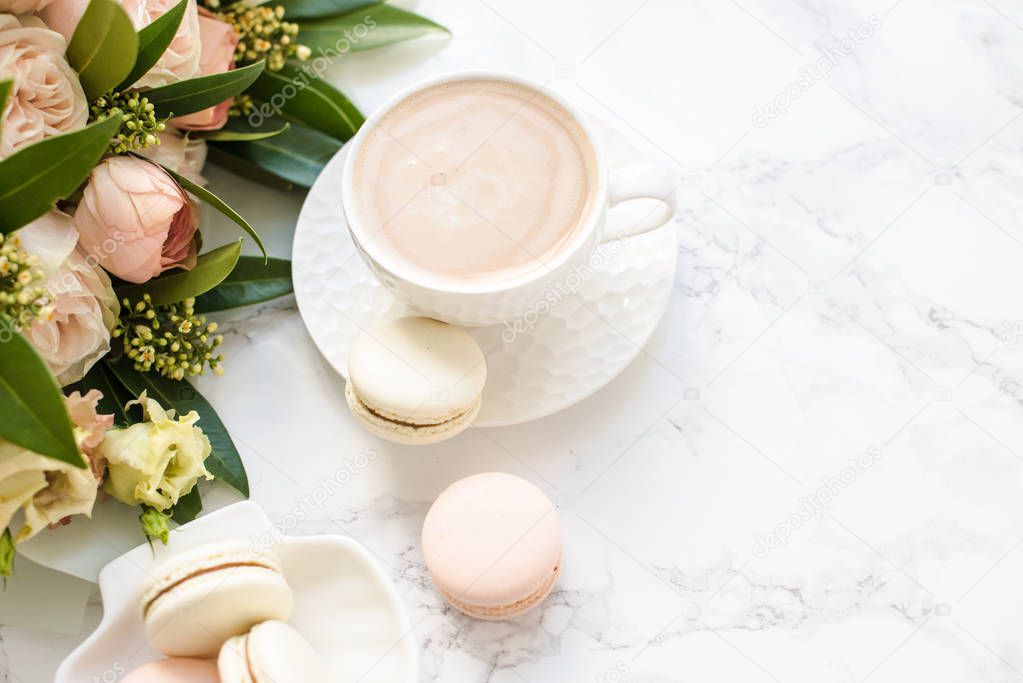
[6,0,1023,680]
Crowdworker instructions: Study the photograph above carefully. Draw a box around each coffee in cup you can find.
[342,71,678,327]
[349,78,599,286]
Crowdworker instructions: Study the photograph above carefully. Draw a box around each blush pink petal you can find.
[65,390,114,452]
[17,212,120,386]
[170,11,237,131]
[74,157,198,284]
[0,15,87,159]
[41,0,201,87]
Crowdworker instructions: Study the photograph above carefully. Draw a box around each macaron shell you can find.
[141,541,285,608]
[443,561,561,620]
[347,317,487,424]
[345,380,480,445]
[422,473,562,614]
[122,658,220,683]
[145,565,294,657]
[243,620,328,683]
[217,634,252,683]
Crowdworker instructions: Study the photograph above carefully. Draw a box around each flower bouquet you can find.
[0,0,445,580]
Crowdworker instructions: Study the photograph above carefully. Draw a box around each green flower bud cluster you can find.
[217,3,310,71]
[0,232,51,331]
[113,294,225,380]
[91,93,167,154]
[229,93,255,119]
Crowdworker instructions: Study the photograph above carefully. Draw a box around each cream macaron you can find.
[422,472,562,619]
[345,316,487,444]
[218,620,328,683]
[122,658,219,683]
[142,541,293,657]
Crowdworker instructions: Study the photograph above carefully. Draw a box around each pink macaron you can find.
[422,472,562,619]
[122,658,219,683]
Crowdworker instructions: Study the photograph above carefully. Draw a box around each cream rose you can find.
[99,391,213,511]
[41,0,201,88]
[0,390,112,543]
[18,211,119,386]
[74,156,199,284]
[139,129,208,186]
[0,14,88,160]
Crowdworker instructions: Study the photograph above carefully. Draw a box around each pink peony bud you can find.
[74,156,199,284]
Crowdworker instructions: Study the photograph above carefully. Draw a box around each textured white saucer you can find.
[292,116,678,427]
[56,501,417,683]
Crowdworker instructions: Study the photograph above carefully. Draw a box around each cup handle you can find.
[601,165,678,242]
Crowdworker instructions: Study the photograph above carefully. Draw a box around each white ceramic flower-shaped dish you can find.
[56,501,417,683]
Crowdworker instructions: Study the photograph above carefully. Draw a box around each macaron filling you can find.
[143,561,280,616]
[347,382,479,429]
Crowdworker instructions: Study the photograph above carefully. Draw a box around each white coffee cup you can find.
[341,71,678,327]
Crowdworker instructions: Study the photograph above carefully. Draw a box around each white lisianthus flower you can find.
[99,391,213,511]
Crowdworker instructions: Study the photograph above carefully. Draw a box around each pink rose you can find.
[139,128,208,186]
[41,0,201,88]
[74,156,199,284]
[17,211,119,386]
[169,9,237,131]
[0,15,87,160]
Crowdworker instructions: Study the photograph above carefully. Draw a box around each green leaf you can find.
[170,486,202,524]
[0,115,121,232]
[0,80,11,143]
[193,117,290,142]
[160,164,267,260]
[67,0,139,100]
[297,4,449,54]
[146,61,266,118]
[208,121,342,189]
[281,0,373,20]
[247,63,363,141]
[0,528,13,580]
[120,0,187,89]
[0,325,84,468]
[77,362,134,426]
[116,240,242,306]
[104,358,249,497]
[205,145,298,191]
[194,257,292,313]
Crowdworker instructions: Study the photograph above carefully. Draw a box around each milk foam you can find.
[351,79,599,285]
